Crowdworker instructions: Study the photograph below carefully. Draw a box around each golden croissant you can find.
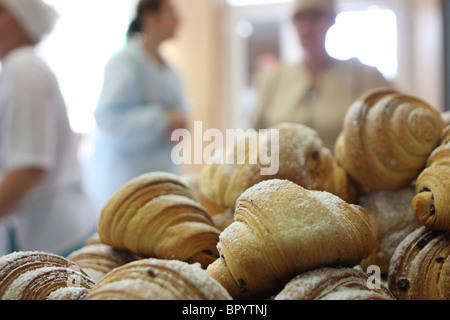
[335,88,445,191]
[97,172,221,269]
[412,125,450,231]
[181,173,228,217]
[0,251,95,300]
[388,226,449,300]
[206,179,376,299]
[200,122,358,209]
[85,258,232,300]
[274,267,395,300]
[67,243,139,282]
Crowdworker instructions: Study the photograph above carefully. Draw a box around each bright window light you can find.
[39,0,137,133]
[227,0,290,6]
[326,8,398,79]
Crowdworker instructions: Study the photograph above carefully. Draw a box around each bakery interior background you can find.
[22,0,449,173]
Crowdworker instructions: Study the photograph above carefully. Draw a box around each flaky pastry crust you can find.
[97,172,221,269]
[206,179,376,299]
[274,267,394,300]
[0,251,94,300]
[85,258,232,300]
[200,122,358,209]
[412,124,450,231]
[335,88,445,191]
[388,226,449,300]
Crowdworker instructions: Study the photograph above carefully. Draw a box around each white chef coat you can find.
[0,46,97,257]
[85,36,189,212]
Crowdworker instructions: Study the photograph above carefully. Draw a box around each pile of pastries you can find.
[0,88,448,300]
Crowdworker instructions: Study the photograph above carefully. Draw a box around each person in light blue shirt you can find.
[87,0,188,212]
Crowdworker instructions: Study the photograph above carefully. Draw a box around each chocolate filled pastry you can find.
[388,226,449,300]
[200,122,358,209]
[97,172,221,269]
[358,186,422,274]
[335,88,445,191]
[0,251,94,300]
[85,258,232,300]
[206,179,376,299]
[274,267,395,300]
[67,243,140,282]
[412,125,450,231]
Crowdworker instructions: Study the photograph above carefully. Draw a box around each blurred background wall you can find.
[37,0,446,174]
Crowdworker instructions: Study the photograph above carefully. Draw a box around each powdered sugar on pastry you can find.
[274,267,394,300]
[86,258,232,300]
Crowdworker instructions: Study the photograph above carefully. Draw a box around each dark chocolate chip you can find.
[238,279,247,292]
[435,256,445,263]
[147,268,157,277]
[397,277,410,290]
[311,150,320,160]
[417,237,428,249]
[430,204,436,216]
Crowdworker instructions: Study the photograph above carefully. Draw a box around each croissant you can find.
[274,267,395,300]
[83,233,103,246]
[85,258,232,300]
[67,243,140,282]
[0,251,95,300]
[200,122,358,209]
[206,179,376,299]
[388,226,449,300]
[181,173,228,217]
[97,172,221,269]
[358,186,422,274]
[335,88,445,191]
[412,125,450,231]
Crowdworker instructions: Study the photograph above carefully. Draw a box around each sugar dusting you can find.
[275,267,394,300]
[88,258,232,300]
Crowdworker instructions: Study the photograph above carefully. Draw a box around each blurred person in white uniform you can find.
[251,0,393,150]
[86,0,188,212]
[0,0,97,257]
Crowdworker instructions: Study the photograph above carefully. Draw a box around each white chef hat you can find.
[293,0,337,17]
[0,0,59,43]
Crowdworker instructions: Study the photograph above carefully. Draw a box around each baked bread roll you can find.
[85,258,232,300]
[181,173,228,217]
[0,251,94,300]
[412,125,450,231]
[335,88,445,191]
[83,233,102,246]
[200,122,357,209]
[274,267,395,300]
[67,243,140,282]
[358,186,422,274]
[206,179,376,299]
[388,226,449,300]
[97,172,221,269]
